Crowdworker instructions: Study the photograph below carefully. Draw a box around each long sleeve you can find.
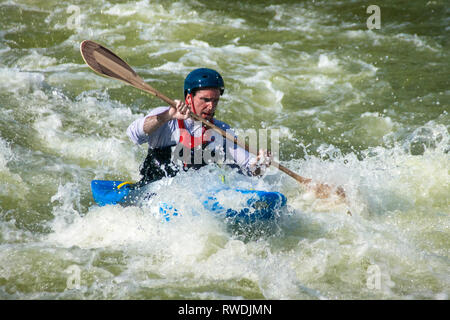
[126,106,178,148]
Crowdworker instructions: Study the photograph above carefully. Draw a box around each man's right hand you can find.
[168,100,190,120]
[143,100,190,135]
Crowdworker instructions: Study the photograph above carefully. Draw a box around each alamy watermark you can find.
[171,124,280,173]
[366,264,382,290]
[66,5,82,30]
[366,5,381,30]
[65,264,81,290]
[366,264,394,292]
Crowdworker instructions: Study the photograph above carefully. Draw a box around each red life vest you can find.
[176,119,217,169]
[177,119,215,149]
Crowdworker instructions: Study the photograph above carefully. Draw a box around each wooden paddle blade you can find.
[80,40,140,85]
[80,40,176,106]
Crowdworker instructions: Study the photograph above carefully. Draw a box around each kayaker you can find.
[127,68,272,187]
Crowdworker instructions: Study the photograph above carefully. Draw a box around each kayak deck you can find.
[91,180,287,222]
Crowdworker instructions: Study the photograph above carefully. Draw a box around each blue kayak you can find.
[91,180,287,223]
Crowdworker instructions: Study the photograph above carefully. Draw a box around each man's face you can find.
[188,88,221,121]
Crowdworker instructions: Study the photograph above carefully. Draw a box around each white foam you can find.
[318,54,340,70]
[15,50,58,71]
[102,0,199,25]
[309,75,336,91]
[265,4,331,34]
[27,90,141,178]
[394,33,440,52]
[103,4,139,17]
[48,204,157,249]
[0,138,13,171]
[0,138,28,200]
[0,67,45,94]
[33,114,140,177]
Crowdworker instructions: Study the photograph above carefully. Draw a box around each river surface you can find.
[0,0,448,299]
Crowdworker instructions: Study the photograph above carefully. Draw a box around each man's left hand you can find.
[250,149,272,176]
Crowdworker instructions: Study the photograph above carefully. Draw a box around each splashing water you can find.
[0,0,448,300]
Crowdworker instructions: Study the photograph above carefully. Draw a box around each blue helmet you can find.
[184,68,225,97]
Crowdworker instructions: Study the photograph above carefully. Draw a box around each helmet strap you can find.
[185,93,210,134]
[186,92,199,116]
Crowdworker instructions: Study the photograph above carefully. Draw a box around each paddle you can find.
[80,40,346,200]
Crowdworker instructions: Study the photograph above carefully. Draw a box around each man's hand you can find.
[143,100,190,135]
[168,100,190,120]
[250,149,272,176]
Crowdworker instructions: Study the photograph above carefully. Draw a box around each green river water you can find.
[0,0,448,299]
